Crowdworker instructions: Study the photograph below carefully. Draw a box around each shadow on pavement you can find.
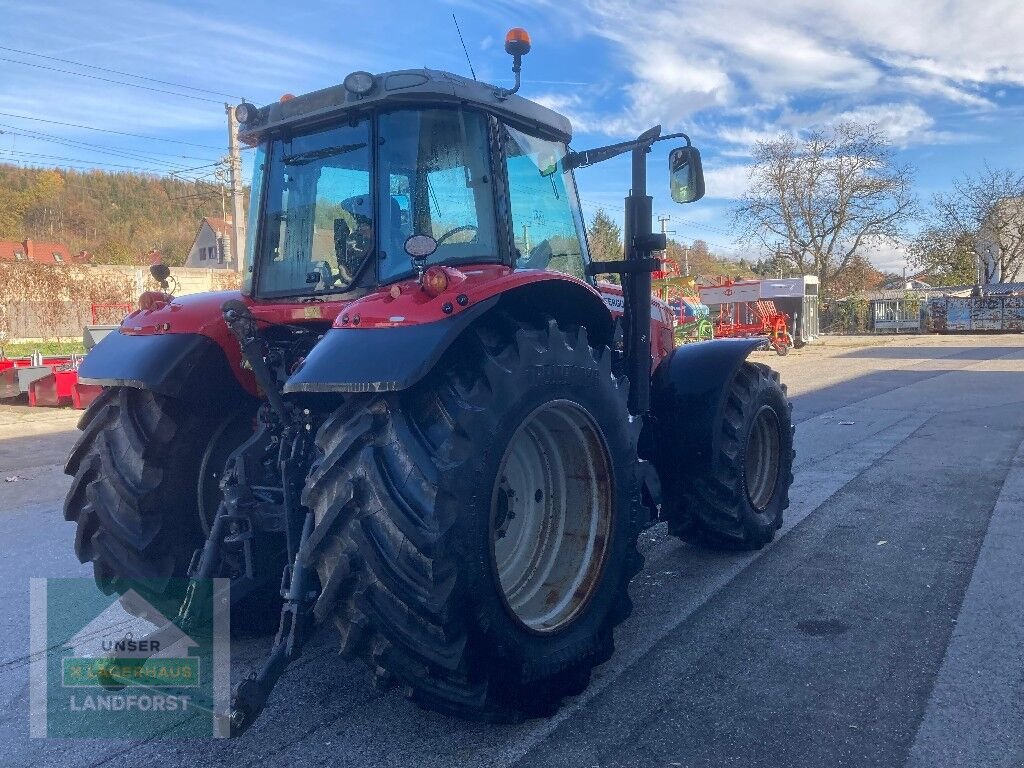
[837,345,1024,361]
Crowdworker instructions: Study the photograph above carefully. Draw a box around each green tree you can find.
[0,163,238,267]
[587,208,623,262]
[908,226,977,286]
[586,208,623,284]
[921,165,1024,284]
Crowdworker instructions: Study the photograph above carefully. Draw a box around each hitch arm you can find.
[225,509,318,736]
[221,299,289,421]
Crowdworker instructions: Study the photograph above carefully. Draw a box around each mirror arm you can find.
[656,132,691,146]
[566,128,691,170]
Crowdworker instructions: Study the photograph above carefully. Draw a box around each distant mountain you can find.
[0,163,245,267]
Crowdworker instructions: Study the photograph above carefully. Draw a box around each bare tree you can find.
[735,121,916,296]
[931,165,1024,284]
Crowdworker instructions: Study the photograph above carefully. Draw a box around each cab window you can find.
[504,125,589,279]
[378,108,499,282]
[256,119,373,296]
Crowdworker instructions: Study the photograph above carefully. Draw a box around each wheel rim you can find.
[490,400,613,633]
[745,405,781,511]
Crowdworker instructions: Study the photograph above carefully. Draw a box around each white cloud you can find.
[526,0,1024,140]
[897,75,994,110]
[703,164,752,200]
[833,103,936,147]
[862,242,910,273]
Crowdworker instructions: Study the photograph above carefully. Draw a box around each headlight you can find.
[343,71,376,97]
[234,102,258,124]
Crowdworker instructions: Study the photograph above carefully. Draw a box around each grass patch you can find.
[1,340,87,358]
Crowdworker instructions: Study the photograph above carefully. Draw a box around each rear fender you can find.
[78,331,256,407]
[78,290,257,404]
[284,297,499,393]
[642,338,765,490]
[80,289,348,403]
[284,273,615,394]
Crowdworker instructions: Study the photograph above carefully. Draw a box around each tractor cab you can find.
[238,63,590,303]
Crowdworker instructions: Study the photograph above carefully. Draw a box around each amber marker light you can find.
[422,266,450,297]
[138,291,169,311]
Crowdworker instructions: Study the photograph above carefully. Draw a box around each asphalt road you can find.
[1,334,1022,768]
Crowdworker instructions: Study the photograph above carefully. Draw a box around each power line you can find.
[0,126,222,168]
[666,215,738,237]
[0,120,222,159]
[0,111,224,150]
[0,56,225,104]
[0,148,184,173]
[169,161,224,175]
[0,44,244,100]
[1,124,221,163]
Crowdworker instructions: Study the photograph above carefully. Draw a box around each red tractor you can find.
[65,29,793,734]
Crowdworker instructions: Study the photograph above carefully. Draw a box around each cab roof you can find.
[237,68,573,145]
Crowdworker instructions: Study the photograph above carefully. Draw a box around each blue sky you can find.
[2,0,1023,271]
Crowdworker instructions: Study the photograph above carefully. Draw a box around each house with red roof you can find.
[0,239,73,264]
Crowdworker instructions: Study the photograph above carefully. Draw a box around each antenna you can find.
[452,14,477,81]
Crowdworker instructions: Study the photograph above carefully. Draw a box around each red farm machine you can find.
[0,305,125,408]
[699,279,795,355]
[64,29,794,734]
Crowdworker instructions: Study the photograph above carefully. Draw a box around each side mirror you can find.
[149,263,170,283]
[405,233,438,281]
[669,146,705,204]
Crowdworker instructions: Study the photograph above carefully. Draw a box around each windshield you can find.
[378,108,499,282]
[256,119,372,297]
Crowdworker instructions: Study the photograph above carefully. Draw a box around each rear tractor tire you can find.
[664,362,794,550]
[303,317,647,721]
[64,387,278,631]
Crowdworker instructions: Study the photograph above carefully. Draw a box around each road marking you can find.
[906,435,1024,768]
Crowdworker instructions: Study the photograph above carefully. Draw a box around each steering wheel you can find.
[436,224,478,245]
[307,260,337,289]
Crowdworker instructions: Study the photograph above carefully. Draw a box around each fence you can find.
[872,299,921,332]
[928,295,1024,332]
[0,264,241,342]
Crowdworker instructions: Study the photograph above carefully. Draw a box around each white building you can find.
[976,196,1024,284]
[185,217,233,270]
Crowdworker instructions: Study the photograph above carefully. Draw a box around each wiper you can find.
[283,143,367,166]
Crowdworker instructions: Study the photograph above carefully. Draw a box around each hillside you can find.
[0,163,243,267]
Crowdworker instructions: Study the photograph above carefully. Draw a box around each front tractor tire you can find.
[665,362,794,550]
[303,318,646,721]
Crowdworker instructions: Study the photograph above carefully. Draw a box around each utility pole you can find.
[658,215,682,273]
[225,103,246,274]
